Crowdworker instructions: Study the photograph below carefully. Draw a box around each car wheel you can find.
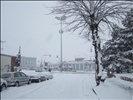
[15,82,19,87]
[27,80,31,84]
[0,84,6,92]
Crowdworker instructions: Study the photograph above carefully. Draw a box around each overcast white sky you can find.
[1,1,110,64]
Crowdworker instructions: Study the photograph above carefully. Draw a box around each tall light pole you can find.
[1,41,6,54]
[55,15,66,72]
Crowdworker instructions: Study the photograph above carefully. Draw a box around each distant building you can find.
[67,60,95,71]
[20,56,37,70]
[75,58,85,62]
[48,57,96,72]
[48,62,59,71]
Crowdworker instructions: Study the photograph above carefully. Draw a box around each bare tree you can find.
[49,0,133,86]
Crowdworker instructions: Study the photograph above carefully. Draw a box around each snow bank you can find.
[90,73,133,100]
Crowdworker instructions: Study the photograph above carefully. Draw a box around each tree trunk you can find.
[91,23,103,86]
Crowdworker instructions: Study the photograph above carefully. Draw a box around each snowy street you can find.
[1,1,133,100]
[1,72,133,100]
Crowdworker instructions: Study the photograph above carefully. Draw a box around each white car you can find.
[41,70,53,80]
[47,72,53,79]
[0,78,7,92]
[21,70,46,83]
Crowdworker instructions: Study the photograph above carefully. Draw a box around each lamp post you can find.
[55,15,66,72]
[40,55,51,70]
[1,41,6,54]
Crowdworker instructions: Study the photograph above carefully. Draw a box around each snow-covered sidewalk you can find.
[109,73,133,90]
[91,73,133,100]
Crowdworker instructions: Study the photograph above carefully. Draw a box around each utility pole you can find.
[55,15,66,72]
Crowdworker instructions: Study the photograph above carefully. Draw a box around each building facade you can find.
[67,60,96,71]
[1,54,17,74]
[20,56,37,70]
[48,58,96,72]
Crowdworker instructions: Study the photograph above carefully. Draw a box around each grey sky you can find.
[1,1,109,64]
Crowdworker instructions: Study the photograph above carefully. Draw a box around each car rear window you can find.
[2,73,11,78]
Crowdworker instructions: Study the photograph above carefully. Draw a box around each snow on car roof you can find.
[21,70,44,76]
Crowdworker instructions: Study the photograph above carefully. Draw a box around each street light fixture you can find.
[55,15,66,72]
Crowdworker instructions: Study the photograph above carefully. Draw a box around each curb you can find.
[120,76,133,82]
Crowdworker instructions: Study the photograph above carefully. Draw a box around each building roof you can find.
[0,54,16,57]
[75,58,85,61]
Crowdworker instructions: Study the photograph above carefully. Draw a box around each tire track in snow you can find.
[81,78,90,97]
[27,80,67,99]
[88,76,100,100]
[15,80,55,99]
[16,86,43,99]
[82,76,99,100]
[91,87,100,100]
[53,80,67,95]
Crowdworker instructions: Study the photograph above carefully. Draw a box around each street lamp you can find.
[55,15,66,72]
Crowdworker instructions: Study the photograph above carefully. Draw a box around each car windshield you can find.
[2,73,11,78]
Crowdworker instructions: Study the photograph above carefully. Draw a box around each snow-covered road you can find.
[1,72,133,100]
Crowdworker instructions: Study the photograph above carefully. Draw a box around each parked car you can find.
[1,72,31,87]
[35,68,53,80]
[47,72,53,79]
[0,78,7,92]
[41,70,53,80]
[21,70,46,83]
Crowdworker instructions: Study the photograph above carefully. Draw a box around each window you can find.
[80,64,83,70]
[76,64,79,70]
[15,72,21,77]
[20,72,27,77]
[2,73,11,78]
[73,64,75,69]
